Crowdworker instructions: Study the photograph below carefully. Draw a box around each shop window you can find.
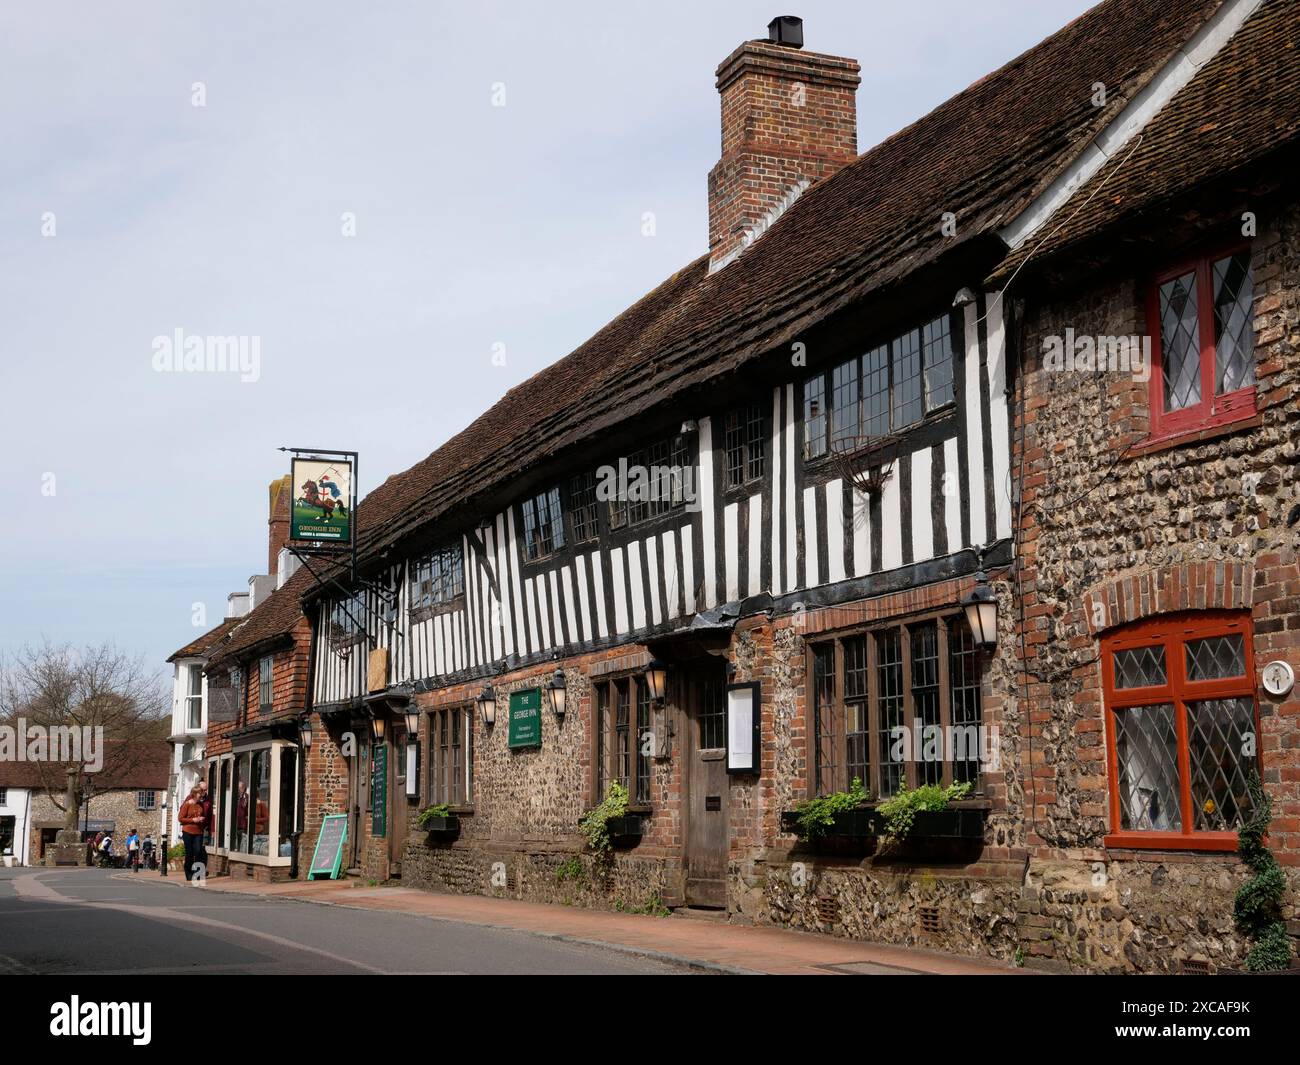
[594,677,652,804]
[1148,248,1256,440]
[217,760,229,849]
[522,486,565,561]
[232,752,250,853]
[278,748,297,857]
[810,614,985,798]
[1101,612,1258,850]
[205,762,217,847]
[0,816,14,856]
[428,707,474,807]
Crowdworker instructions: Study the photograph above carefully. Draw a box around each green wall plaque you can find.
[508,688,542,749]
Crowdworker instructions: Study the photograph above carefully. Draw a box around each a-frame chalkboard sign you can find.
[307,814,348,880]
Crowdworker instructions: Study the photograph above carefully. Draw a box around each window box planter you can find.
[421,815,460,835]
[904,807,986,840]
[606,815,644,846]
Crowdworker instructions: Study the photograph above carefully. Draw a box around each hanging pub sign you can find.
[508,688,542,750]
[725,681,761,775]
[289,455,354,544]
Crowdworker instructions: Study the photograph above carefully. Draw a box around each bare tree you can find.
[0,642,168,828]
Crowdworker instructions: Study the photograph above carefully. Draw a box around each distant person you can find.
[98,833,114,867]
[142,833,156,871]
[178,786,206,881]
[125,828,141,872]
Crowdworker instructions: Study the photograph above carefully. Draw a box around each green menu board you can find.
[508,688,542,749]
[307,814,348,880]
[372,743,387,838]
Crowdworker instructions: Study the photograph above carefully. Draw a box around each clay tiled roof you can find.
[204,568,314,668]
[0,740,171,791]
[992,0,1300,282]
[332,0,1225,573]
[224,0,1238,644]
[166,617,243,663]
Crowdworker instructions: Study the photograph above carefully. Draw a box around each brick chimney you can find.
[708,17,860,273]
[267,475,291,574]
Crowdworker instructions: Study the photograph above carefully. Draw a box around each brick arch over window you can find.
[1083,562,1255,637]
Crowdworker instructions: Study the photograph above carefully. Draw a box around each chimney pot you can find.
[767,16,803,48]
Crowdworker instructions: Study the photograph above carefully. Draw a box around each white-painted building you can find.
[0,782,33,866]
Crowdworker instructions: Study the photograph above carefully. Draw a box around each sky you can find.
[0,0,1096,675]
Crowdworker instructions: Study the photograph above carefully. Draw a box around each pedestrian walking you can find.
[98,832,114,868]
[178,785,205,881]
[142,833,156,871]
[197,779,212,870]
[125,828,141,872]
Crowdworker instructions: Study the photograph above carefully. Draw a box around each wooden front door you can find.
[683,660,729,908]
[388,727,409,875]
[347,731,369,870]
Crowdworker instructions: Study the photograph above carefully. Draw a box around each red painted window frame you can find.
[1146,243,1257,442]
[1100,610,1258,852]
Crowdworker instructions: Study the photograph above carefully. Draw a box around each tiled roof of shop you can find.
[166,618,243,662]
[204,568,314,668]
[991,0,1299,281]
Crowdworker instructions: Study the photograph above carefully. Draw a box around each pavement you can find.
[138,870,1025,975]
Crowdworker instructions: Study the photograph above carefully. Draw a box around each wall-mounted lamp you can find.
[298,718,313,749]
[371,714,387,741]
[477,683,497,727]
[961,568,999,648]
[403,707,421,736]
[544,667,567,719]
[645,660,669,703]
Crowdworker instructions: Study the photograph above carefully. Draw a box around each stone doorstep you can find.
[146,874,1029,976]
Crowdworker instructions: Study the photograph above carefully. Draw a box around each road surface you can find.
[0,867,689,975]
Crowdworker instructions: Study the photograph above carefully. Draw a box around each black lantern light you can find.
[298,718,313,748]
[371,714,387,741]
[544,667,567,719]
[645,660,669,703]
[961,569,999,648]
[477,683,497,727]
[403,707,421,736]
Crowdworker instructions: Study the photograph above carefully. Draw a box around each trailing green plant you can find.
[167,842,186,860]
[1233,772,1292,972]
[555,855,585,884]
[417,803,452,828]
[579,781,629,859]
[876,780,972,846]
[789,777,869,841]
[615,893,671,917]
